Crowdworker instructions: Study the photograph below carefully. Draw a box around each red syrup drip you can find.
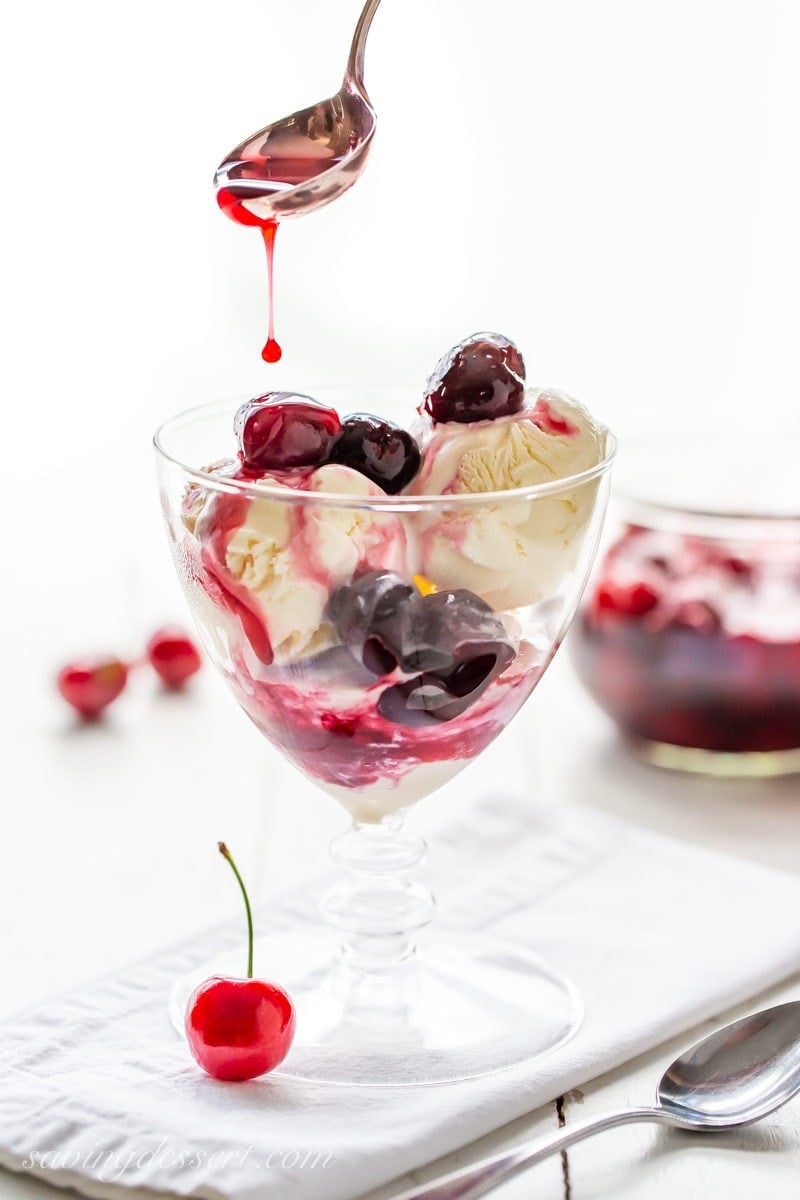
[199,489,275,666]
[216,188,282,363]
[260,221,282,363]
[531,397,579,437]
[228,648,539,793]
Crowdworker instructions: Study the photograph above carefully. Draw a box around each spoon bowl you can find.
[215,0,382,225]
[392,1000,800,1199]
[214,83,376,224]
[658,1001,800,1127]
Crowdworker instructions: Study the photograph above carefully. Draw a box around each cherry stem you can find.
[218,842,254,978]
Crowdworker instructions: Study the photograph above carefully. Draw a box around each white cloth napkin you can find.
[2,795,800,1200]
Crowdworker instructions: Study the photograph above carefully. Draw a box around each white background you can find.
[1,4,800,1197]
[3,0,800,454]
[1,0,799,994]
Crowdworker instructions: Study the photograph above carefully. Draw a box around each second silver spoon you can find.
[391,1001,800,1200]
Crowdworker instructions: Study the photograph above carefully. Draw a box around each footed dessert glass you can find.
[155,391,616,1085]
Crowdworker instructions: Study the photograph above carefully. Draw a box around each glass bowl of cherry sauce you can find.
[571,436,800,776]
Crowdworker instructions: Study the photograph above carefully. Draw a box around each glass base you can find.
[631,736,800,779]
[169,930,582,1086]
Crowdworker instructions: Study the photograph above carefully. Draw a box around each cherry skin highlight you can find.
[57,657,128,719]
[147,627,202,688]
[423,332,526,424]
[235,392,342,471]
[185,976,295,1081]
[329,414,421,494]
[214,195,282,363]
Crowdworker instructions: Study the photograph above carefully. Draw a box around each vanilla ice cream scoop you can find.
[195,463,409,665]
[411,390,608,609]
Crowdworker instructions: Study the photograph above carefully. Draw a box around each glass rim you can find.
[616,494,800,539]
[153,397,618,512]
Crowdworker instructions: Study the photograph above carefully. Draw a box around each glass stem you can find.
[320,813,434,969]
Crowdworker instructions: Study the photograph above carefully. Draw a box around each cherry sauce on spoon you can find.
[214,0,384,363]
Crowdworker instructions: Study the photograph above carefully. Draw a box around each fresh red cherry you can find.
[147,627,202,688]
[57,657,128,719]
[234,392,341,471]
[185,842,295,1081]
[329,414,421,494]
[422,333,526,424]
[186,976,295,1082]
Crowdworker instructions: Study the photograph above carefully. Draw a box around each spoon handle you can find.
[390,1107,666,1200]
[346,0,384,88]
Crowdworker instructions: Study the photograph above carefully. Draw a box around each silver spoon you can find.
[214,0,383,225]
[392,1001,800,1200]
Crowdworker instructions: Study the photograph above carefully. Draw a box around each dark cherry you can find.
[234,392,341,471]
[330,573,516,685]
[329,573,516,725]
[327,571,419,676]
[378,648,511,728]
[329,415,421,494]
[422,333,526,424]
[378,675,450,728]
[415,589,516,677]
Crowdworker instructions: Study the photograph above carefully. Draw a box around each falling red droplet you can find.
[260,220,282,363]
[214,186,283,361]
